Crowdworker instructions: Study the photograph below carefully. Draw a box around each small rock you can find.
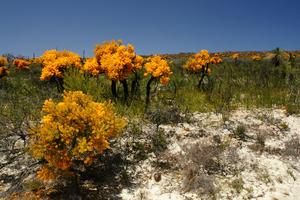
[14,139,25,149]
[153,173,161,182]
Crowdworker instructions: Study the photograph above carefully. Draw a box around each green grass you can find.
[1,55,300,136]
[0,64,59,139]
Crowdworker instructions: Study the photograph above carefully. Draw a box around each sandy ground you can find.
[1,108,299,199]
[120,109,300,200]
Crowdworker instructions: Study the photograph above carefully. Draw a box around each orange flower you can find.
[13,59,31,70]
[231,53,239,59]
[185,50,222,76]
[30,91,127,180]
[144,55,172,85]
[0,56,8,66]
[93,40,143,81]
[0,66,9,77]
[252,55,262,61]
[39,50,82,80]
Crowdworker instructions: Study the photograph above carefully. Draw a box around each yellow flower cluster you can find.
[185,50,210,72]
[0,66,9,77]
[0,56,8,66]
[184,50,222,74]
[82,57,103,76]
[94,40,143,81]
[32,57,43,64]
[0,56,9,78]
[252,55,262,61]
[231,53,239,59]
[39,50,82,80]
[144,55,172,85]
[30,91,127,180]
[36,166,57,181]
[13,58,31,70]
[94,40,122,61]
[210,54,222,64]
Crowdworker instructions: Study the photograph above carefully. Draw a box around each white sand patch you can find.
[120,109,300,200]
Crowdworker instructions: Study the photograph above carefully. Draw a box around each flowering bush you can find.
[94,40,143,80]
[144,55,172,85]
[82,57,103,76]
[0,56,9,78]
[252,55,262,61]
[100,45,143,81]
[185,50,210,72]
[143,55,172,109]
[94,40,143,98]
[185,50,222,87]
[39,50,82,81]
[32,57,43,65]
[0,66,9,78]
[0,56,8,66]
[39,50,82,92]
[29,91,127,180]
[13,58,31,70]
[231,53,239,60]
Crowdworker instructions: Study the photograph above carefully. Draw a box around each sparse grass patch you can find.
[248,132,267,152]
[230,177,244,193]
[146,104,188,130]
[283,135,300,158]
[234,124,247,141]
[180,139,240,198]
[184,141,224,174]
[127,120,143,136]
[286,103,300,115]
[256,132,266,147]
[279,122,289,131]
[151,129,168,154]
[287,169,296,181]
[257,168,272,184]
[131,140,152,161]
[182,168,217,198]
[22,179,44,192]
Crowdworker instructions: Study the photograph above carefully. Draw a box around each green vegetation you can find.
[1,49,300,199]
[2,50,300,127]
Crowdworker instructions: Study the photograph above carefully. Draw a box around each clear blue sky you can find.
[1,0,299,57]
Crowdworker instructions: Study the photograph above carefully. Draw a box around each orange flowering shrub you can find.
[144,55,172,85]
[0,66,9,78]
[252,55,262,61]
[143,55,172,109]
[82,57,103,76]
[210,54,222,65]
[39,50,82,81]
[93,40,143,98]
[231,53,239,60]
[185,50,222,87]
[0,56,8,66]
[185,50,210,72]
[94,40,143,81]
[0,56,9,78]
[30,91,127,180]
[185,50,222,72]
[13,58,31,70]
[32,57,43,65]
[94,40,121,66]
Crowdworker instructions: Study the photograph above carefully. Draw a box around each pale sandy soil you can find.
[120,109,300,200]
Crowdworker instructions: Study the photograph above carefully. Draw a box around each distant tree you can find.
[93,40,143,100]
[39,50,82,92]
[184,50,222,88]
[144,55,172,109]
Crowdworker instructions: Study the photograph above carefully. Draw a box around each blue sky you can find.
[0,0,299,57]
